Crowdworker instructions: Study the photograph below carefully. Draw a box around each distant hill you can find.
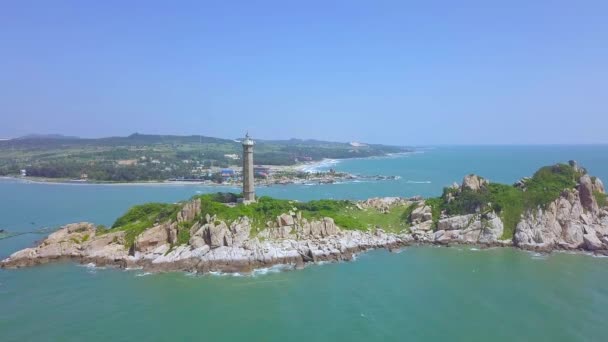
[0,133,411,182]
[14,134,81,140]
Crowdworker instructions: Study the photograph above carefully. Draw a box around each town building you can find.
[254,166,270,178]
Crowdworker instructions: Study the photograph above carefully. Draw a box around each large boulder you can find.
[578,175,598,212]
[45,222,96,244]
[134,223,170,253]
[204,221,232,247]
[410,220,433,232]
[583,233,604,250]
[295,217,340,239]
[438,214,475,231]
[433,212,503,244]
[83,231,128,259]
[411,205,432,223]
[277,213,295,227]
[230,217,251,247]
[462,175,488,192]
[177,198,201,223]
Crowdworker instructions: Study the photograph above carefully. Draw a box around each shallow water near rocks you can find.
[1,145,608,341]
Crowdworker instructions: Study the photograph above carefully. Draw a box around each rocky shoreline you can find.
[3,162,608,274]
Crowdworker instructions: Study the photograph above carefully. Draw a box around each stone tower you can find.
[242,133,255,203]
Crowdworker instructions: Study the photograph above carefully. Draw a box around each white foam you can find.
[135,272,152,277]
[124,266,143,271]
[297,159,340,173]
[251,264,293,277]
[406,180,432,184]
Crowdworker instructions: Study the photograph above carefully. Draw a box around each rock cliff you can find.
[514,174,608,251]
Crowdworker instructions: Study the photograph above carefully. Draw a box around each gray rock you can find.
[204,221,231,247]
[134,223,170,253]
[410,220,433,231]
[583,233,604,250]
[177,198,201,223]
[189,235,206,249]
[411,205,432,223]
[230,217,251,247]
[462,174,488,192]
[514,189,587,249]
[438,214,475,231]
[277,213,295,226]
[579,175,598,212]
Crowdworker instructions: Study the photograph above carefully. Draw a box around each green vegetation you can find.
[341,206,408,232]
[401,203,418,226]
[595,191,607,208]
[106,193,413,246]
[419,163,583,239]
[0,133,410,182]
[522,164,581,209]
[100,163,595,244]
[105,202,181,247]
[176,222,192,246]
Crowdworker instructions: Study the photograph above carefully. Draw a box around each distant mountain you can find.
[14,134,81,140]
[6,133,406,149]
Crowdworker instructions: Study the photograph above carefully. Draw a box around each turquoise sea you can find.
[1,145,608,341]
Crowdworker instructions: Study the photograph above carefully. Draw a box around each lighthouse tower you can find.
[242,133,255,203]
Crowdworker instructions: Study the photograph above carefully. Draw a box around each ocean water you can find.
[1,145,608,341]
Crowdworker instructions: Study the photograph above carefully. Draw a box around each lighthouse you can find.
[242,133,255,203]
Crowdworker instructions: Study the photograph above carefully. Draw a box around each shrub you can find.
[595,191,607,208]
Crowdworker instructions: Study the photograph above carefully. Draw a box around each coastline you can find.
[0,158,343,187]
[2,223,604,276]
[0,152,420,187]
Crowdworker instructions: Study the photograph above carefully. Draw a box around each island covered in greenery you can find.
[3,161,607,272]
[100,161,605,247]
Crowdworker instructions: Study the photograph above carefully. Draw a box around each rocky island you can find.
[2,161,607,274]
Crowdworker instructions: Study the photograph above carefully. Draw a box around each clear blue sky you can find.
[1,0,607,145]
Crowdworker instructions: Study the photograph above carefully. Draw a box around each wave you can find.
[124,266,143,271]
[251,264,294,277]
[406,180,431,184]
[530,252,548,260]
[297,159,341,173]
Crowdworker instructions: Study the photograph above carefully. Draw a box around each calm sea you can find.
[1,145,608,341]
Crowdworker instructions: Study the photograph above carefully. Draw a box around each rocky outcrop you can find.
[259,215,339,240]
[411,204,432,224]
[134,223,175,253]
[514,187,608,251]
[356,197,410,213]
[462,174,488,192]
[579,175,598,212]
[176,198,201,223]
[434,212,504,244]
